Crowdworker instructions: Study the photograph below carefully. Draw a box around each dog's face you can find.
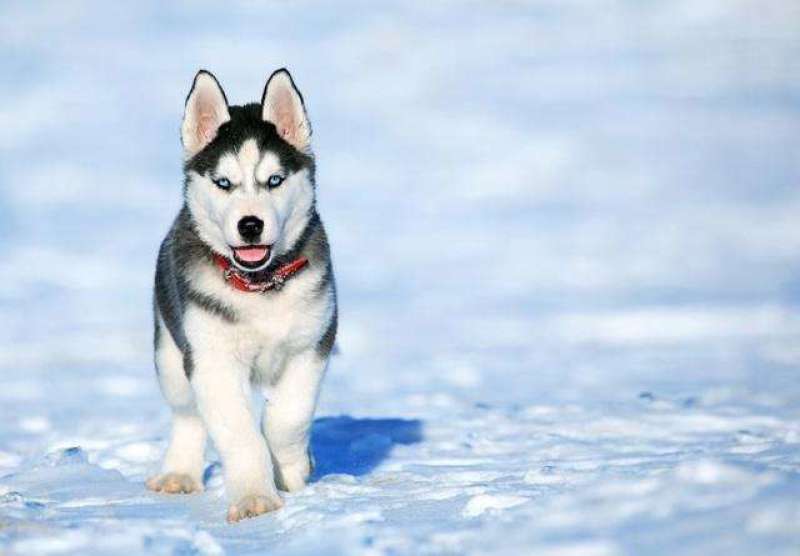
[181,70,315,272]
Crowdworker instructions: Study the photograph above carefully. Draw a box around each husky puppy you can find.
[146,69,336,523]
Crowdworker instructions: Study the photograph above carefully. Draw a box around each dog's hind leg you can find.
[147,313,207,495]
[263,349,327,492]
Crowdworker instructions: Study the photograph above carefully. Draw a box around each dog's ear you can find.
[261,68,311,152]
[181,70,230,157]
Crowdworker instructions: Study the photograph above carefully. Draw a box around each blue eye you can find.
[213,177,232,190]
[267,174,285,188]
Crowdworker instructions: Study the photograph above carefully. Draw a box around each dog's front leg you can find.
[192,351,283,522]
[188,326,282,522]
[263,349,327,492]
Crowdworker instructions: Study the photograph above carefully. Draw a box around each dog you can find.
[146,68,337,523]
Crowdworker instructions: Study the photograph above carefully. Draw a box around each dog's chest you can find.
[237,287,314,346]
[241,286,326,381]
[210,266,329,376]
[188,262,329,379]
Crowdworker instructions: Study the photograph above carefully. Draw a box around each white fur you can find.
[154,312,193,409]
[161,412,207,486]
[152,312,207,488]
[262,348,326,491]
[183,303,278,503]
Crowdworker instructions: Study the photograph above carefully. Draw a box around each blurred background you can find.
[0,1,798,554]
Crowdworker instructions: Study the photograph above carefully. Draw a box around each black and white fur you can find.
[147,69,337,523]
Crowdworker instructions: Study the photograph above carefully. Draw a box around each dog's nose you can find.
[237,216,264,242]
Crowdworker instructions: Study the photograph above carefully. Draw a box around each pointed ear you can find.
[261,68,311,152]
[181,70,230,157]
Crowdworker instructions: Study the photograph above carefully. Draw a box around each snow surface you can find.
[1,1,800,554]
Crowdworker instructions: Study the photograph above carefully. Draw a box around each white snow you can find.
[462,494,529,518]
[1,1,800,555]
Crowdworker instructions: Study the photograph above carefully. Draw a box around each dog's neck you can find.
[212,252,308,293]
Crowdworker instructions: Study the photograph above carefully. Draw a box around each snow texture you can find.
[1,1,800,555]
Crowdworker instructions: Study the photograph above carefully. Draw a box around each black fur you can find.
[154,207,215,376]
[184,104,314,181]
[186,288,238,323]
[316,309,338,358]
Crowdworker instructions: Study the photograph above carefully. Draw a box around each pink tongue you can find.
[234,246,268,262]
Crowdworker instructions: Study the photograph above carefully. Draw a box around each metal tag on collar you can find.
[271,275,287,291]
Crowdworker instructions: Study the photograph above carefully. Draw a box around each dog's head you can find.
[181,69,315,272]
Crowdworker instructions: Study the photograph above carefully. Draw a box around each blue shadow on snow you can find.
[310,416,423,479]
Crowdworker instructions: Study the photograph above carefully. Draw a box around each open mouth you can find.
[231,245,271,269]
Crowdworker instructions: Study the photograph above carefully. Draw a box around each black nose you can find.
[237,216,264,242]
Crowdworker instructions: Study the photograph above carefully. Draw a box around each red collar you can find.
[212,253,308,293]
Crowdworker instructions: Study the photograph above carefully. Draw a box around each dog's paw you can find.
[226,493,283,523]
[275,459,311,492]
[146,473,202,494]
